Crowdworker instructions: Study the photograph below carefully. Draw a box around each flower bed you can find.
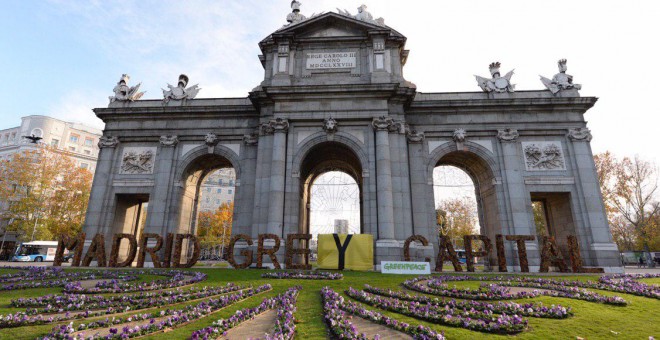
[0,270,137,292]
[261,271,343,280]
[0,267,66,283]
[63,271,207,294]
[345,287,528,334]
[190,286,302,340]
[0,284,247,328]
[41,284,272,339]
[404,276,628,306]
[597,274,660,299]
[13,283,240,310]
[364,285,572,319]
[322,287,446,340]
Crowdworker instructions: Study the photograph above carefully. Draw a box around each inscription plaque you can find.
[306,52,357,69]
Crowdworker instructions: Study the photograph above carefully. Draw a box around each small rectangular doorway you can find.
[112,194,149,263]
[531,192,576,260]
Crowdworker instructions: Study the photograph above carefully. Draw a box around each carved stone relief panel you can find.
[119,147,157,175]
[521,141,566,171]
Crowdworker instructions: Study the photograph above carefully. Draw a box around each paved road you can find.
[1,261,658,273]
[0,261,70,267]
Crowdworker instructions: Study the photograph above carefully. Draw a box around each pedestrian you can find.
[639,255,645,268]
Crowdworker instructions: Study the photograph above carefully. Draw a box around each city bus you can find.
[11,241,59,262]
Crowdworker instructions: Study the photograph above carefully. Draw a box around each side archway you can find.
[428,142,506,258]
[174,145,241,238]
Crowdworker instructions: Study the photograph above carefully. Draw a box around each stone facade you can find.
[84,12,621,272]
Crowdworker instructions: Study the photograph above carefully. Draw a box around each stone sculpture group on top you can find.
[107,3,583,106]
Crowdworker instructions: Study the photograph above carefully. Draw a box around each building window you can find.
[31,128,43,138]
[84,138,93,146]
[51,139,60,147]
[227,200,231,204]
[219,179,223,185]
[217,189,222,194]
[69,134,79,143]
[84,149,91,155]
[228,189,233,194]
[215,199,220,204]
[80,163,89,169]
[69,146,76,152]
[229,180,234,186]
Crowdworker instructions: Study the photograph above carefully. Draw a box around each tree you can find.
[197,202,234,248]
[0,146,93,241]
[613,156,659,254]
[595,152,659,255]
[436,197,479,249]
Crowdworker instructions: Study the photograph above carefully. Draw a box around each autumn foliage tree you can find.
[197,202,234,248]
[594,152,659,254]
[436,197,479,249]
[0,146,93,241]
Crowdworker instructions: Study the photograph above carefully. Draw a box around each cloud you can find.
[47,90,105,130]
[40,0,660,163]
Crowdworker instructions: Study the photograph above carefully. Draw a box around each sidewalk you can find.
[624,266,660,274]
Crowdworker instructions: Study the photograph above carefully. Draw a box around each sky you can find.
[0,0,658,163]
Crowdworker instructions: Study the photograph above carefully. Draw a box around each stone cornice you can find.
[249,83,416,109]
[409,95,598,115]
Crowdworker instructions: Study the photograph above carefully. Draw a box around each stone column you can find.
[497,129,540,271]
[266,118,289,236]
[406,130,435,264]
[85,136,120,236]
[568,128,621,271]
[147,136,179,235]
[372,117,396,240]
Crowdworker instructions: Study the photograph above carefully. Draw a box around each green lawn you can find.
[0,269,658,339]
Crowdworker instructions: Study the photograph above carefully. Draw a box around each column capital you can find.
[567,127,592,142]
[406,129,425,143]
[159,135,179,147]
[98,136,120,148]
[243,132,259,145]
[372,116,394,131]
[261,118,290,135]
[497,128,519,142]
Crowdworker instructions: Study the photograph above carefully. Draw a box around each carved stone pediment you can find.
[298,25,367,39]
[272,12,401,39]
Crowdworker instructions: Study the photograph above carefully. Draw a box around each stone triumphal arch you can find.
[84,3,621,272]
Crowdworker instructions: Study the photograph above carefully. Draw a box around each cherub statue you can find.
[540,59,582,95]
[163,74,201,103]
[109,74,145,103]
[475,62,515,93]
[286,0,307,24]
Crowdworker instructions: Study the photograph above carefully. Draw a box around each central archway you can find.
[299,142,364,240]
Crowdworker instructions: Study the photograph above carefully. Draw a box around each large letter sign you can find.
[317,234,373,271]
